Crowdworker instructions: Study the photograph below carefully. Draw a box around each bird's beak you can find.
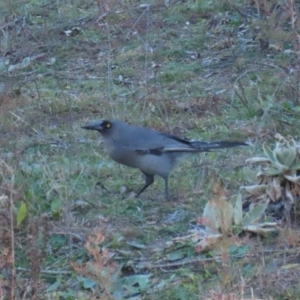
[81,122,103,131]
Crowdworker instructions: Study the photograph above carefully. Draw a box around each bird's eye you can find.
[105,122,111,128]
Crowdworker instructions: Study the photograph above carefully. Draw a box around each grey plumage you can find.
[82,119,247,198]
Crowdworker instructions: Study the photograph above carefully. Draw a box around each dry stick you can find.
[0,18,21,30]
[10,175,15,300]
[255,0,261,18]
[104,21,114,116]
[94,12,109,24]
[17,268,72,275]
[143,5,150,114]
[254,62,291,134]
[1,161,16,300]
[136,249,261,271]
[237,80,249,108]
[290,0,295,32]
[135,256,222,271]
[224,0,249,21]
[124,7,148,41]
[9,112,40,135]
[231,68,260,110]
[234,88,249,109]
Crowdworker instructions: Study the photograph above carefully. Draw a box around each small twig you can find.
[231,68,258,108]
[9,168,15,300]
[9,112,39,135]
[17,267,72,275]
[124,7,148,40]
[0,19,21,30]
[225,1,249,22]
[136,256,221,270]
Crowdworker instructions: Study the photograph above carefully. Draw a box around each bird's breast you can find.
[103,140,176,177]
[104,140,137,167]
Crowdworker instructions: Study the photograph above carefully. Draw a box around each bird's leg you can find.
[164,177,169,200]
[136,173,154,197]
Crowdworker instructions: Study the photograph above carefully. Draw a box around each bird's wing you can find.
[135,147,165,155]
[135,141,248,155]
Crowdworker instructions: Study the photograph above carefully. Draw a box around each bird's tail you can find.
[160,141,248,153]
[190,141,248,151]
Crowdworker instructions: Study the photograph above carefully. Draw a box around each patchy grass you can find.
[1,0,300,299]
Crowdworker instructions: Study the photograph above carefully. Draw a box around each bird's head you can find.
[82,119,115,137]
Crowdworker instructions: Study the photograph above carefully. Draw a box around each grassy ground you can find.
[1,0,300,299]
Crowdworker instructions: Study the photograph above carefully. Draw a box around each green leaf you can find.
[20,57,31,69]
[17,202,27,225]
[229,244,249,257]
[245,157,271,164]
[46,279,61,292]
[290,161,300,171]
[263,143,276,163]
[293,106,300,112]
[285,147,297,167]
[51,198,62,215]
[115,274,151,296]
[8,57,31,71]
[231,194,243,225]
[0,58,9,72]
[202,197,233,233]
[82,277,96,289]
[166,251,185,261]
[242,202,268,226]
[125,274,151,291]
[50,234,68,248]
[127,241,146,249]
[285,175,300,184]
[274,147,296,167]
[240,185,267,196]
[272,161,289,173]
[264,167,282,176]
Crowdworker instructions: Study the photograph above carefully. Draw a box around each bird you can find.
[82,119,247,199]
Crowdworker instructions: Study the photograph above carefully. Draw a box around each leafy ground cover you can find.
[1,0,300,299]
